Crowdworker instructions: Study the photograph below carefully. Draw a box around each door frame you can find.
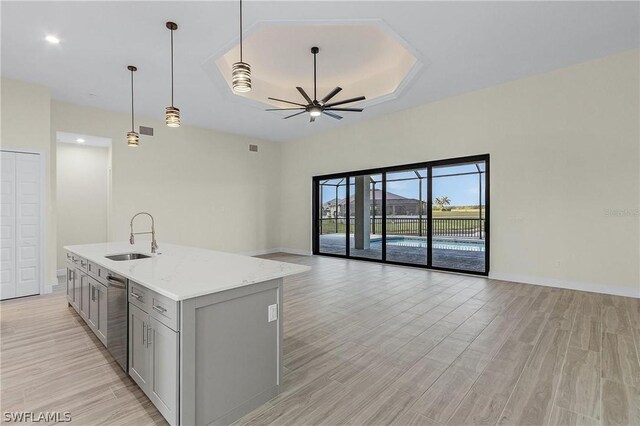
[1,148,47,296]
[312,153,490,276]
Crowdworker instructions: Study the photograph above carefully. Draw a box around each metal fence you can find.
[319,217,485,239]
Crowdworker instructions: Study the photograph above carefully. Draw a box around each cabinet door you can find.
[148,317,179,426]
[79,273,90,320]
[129,303,151,391]
[88,282,99,330]
[72,268,81,312]
[66,267,74,303]
[96,283,107,344]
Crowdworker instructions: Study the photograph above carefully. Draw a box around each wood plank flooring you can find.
[1,254,639,425]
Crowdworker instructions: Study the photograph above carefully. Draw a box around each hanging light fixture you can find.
[127,65,139,147]
[231,0,251,92]
[165,21,180,127]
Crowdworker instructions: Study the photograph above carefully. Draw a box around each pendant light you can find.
[165,21,180,127]
[127,65,139,147]
[231,0,251,92]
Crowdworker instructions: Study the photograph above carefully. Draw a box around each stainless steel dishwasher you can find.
[104,271,128,371]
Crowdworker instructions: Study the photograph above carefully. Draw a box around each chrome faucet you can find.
[129,212,158,254]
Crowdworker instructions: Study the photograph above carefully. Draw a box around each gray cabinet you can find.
[67,254,87,316]
[88,280,99,329]
[79,272,90,320]
[180,278,283,426]
[65,267,75,307]
[149,316,179,425]
[66,267,82,315]
[98,282,107,343]
[73,270,81,309]
[87,277,107,345]
[128,286,179,426]
[129,303,151,389]
[69,254,85,312]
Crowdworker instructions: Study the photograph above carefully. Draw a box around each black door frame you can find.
[312,154,490,276]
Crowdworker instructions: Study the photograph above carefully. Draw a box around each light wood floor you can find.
[1,254,639,425]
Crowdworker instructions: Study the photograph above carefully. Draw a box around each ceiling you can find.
[2,1,638,142]
[211,21,419,112]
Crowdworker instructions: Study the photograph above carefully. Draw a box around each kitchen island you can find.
[63,242,310,426]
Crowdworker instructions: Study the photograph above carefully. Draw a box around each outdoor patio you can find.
[319,234,485,272]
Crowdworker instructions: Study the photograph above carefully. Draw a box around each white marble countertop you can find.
[64,242,310,301]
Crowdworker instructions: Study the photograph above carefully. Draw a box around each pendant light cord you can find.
[239,0,243,62]
[170,28,174,106]
[313,51,317,101]
[130,69,135,131]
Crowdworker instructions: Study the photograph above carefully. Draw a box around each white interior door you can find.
[0,151,41,300]
[0,152,17,299]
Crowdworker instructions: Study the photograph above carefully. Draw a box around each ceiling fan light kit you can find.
[266,46,366,123]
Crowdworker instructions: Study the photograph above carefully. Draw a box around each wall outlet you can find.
[268,304,278,322]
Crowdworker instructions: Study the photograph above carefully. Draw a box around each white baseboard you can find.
[241,247,313,257]
[490,272,640,299]
[43,274,59,294]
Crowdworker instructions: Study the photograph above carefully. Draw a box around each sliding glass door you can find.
[313,155,489,275]
[385,168,428,265]
[431,161,487,273]
[317,177,347,255]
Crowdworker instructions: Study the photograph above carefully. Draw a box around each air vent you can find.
[139,126,154,136]
[249,144,258,152]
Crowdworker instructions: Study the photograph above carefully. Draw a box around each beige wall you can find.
[0,78,57,289]
[56,143,109,270]
[278,49,640,296]
[51,101,282,255]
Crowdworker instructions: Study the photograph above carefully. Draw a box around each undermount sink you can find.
[105,253,151,261]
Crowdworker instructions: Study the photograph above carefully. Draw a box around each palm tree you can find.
[434,196,451,211]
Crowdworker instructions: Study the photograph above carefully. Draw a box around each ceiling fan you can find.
[266,47,366,122]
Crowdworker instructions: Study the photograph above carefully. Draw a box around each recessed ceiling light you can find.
[76,138,85,143]
[45,35,60,44]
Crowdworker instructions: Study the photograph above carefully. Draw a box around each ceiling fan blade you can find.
[321,87,342,104]
[324,96,366,108]
[310,116,316,123]
[296,87,313,104]
[265,108,305,111]
[322,111,343,120]
[268,97,307,107]
[284,111,307,119]
[325,107,363,112]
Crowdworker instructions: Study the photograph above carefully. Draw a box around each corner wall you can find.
[278,49,640,297]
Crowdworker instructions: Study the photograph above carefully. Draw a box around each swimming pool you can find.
[373,237,485,252]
